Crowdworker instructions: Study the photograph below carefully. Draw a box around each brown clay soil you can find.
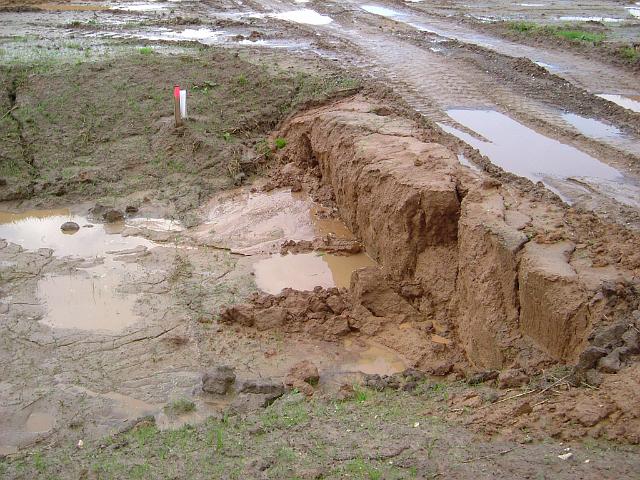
[1,0,640,478]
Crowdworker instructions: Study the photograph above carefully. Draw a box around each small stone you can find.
[285,360,319,386]
[401,368,426,382]
[103,209,124,223]
[597,350,621,374]
[202,366,236,395]
[77,439,84,449]
[60,221,80,233]
[591,321,627,349]
[364,374,387,391]
[290,180,302,192]
[512,402,533,416]
[575,346,608,371]
[558,452,573,461]
[238,379,284,396]
[621,328,640,354]
[430,362,453,376]
[336,384,355,401]
[498,369,528,389]
[467,370,499,385]
[584,369,603,387]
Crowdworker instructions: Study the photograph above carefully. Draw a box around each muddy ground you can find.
[1,0,640,478]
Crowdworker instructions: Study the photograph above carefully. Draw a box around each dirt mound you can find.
[220,268,465,373]
[215,95,640,442]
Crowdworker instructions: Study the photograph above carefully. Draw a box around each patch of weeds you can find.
[213,426,224,451]
[255,138,272,159]
[618,46,639,62]
[164,398,196,415]
[553,29,605,43]
[32,452,46,473]
[139,46,153,55]
[353,384,369,403]
[222,131,233,142]
[130,423,158,446]
[425,437,438,459]
[506,21,605,44]
[167,158,185,172]
[426,382,449,401]
[260,395,310,430]
[64,42,83,50]
[130,463,151,479]
[274,137,287,149]
[236,74,248,87]
[345,458,382,480]
[508,21,538,33]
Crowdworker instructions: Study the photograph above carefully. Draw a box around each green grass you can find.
[554,29,605,43]
[619,46,639,62]
[507,21,606,44]
[138,46,153,55]
[274,137,287,149]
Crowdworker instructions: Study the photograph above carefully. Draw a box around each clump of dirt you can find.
[220,266,465,376]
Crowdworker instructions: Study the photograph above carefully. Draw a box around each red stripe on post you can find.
[174,85,180,99]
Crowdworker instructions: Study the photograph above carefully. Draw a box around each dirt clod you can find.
[498,369,529,389]
[202,366,236,395]
[60,221,80,233]
[285,360,319,387]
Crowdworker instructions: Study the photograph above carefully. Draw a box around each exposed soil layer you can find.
[220,95,640,442]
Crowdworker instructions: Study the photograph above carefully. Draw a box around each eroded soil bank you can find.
[222,95,640,445]
[1,1,640,477]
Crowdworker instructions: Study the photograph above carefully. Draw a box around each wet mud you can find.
[1,0,640,476]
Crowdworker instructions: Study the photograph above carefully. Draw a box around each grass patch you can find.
[618,46,639,62]
[506,21,606,44]
[138,46,153,55]
[274,137,287,149]
[553,29,605,43]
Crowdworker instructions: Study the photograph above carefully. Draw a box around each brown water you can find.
[25,412,55,433]
[0,209,153,332]
[341,339,407,376]
[0,210,153,258]
[437,109,640,204]
[196,188,355,254]
[253,252,376,294]
[37,264,141,332]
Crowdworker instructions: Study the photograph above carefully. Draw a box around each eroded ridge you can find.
[227,96,639,382]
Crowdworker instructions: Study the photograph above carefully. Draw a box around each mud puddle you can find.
[253,252,376,294]
[340,339,406,376]
[0,209,157,332]
[0,209,154,258]
[597,94,640,114]
[194,188,354,254]
[439,109,640,204]
[561,113,624,141]
[194,187,375,294]
[272,9,333,25]
[37,263,142,332]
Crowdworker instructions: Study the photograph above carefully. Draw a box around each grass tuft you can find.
[164,398,196,415]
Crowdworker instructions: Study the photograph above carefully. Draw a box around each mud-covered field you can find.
[1,0,639,478]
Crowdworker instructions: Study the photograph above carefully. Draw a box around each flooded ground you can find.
[1,0,640,477]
